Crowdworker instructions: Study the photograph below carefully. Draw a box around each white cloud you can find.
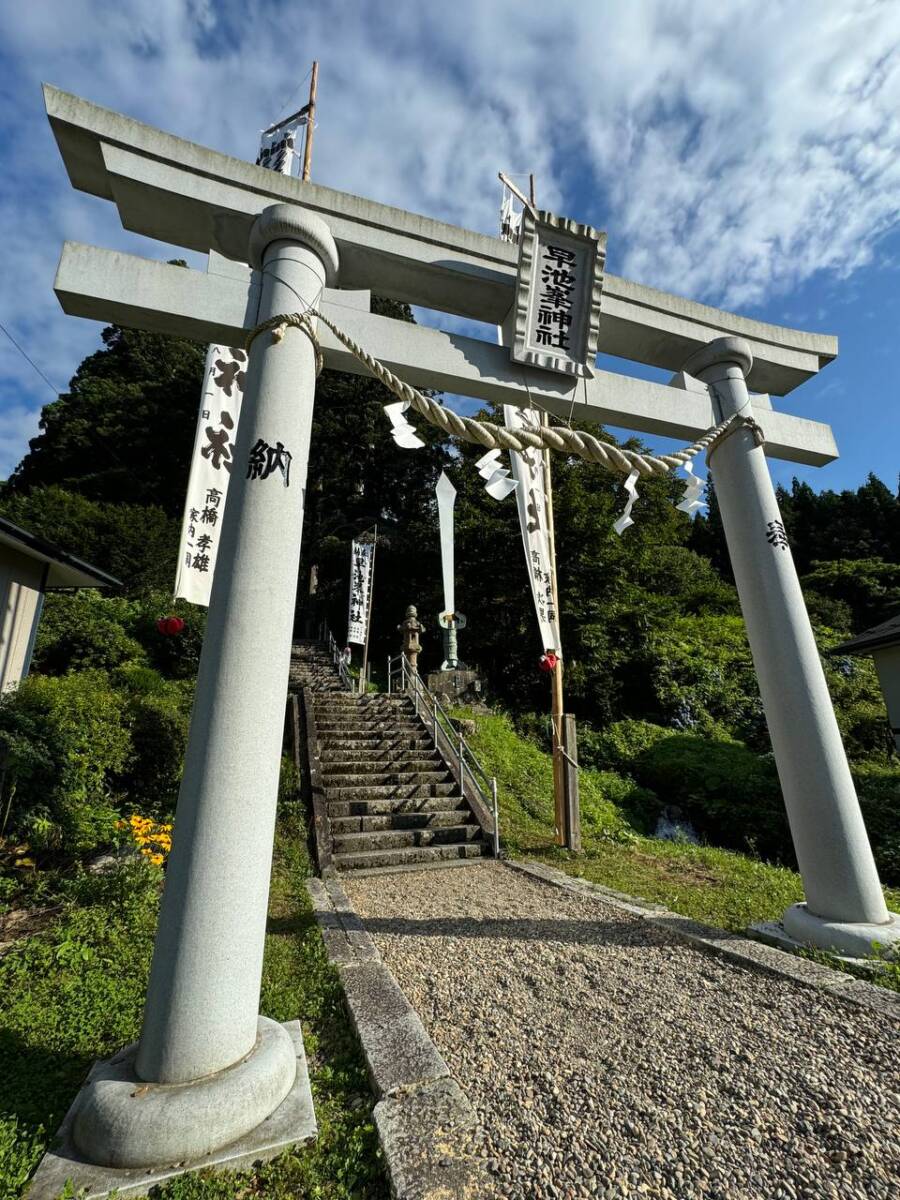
[1,0,899,473]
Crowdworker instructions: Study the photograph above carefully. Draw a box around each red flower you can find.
[156,616,186,636]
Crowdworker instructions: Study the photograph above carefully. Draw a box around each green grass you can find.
[0,811,387,1200]
[462,708,900,944]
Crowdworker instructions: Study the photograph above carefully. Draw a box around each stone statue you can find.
[398,604,424,671]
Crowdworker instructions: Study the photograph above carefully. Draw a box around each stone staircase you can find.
[290,640,489,872]
[289,639,347,693]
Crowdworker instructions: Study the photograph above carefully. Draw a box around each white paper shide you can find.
[503,405,562,655]
[347,539,374,645]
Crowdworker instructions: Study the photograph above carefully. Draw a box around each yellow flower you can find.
[148,853,164,866]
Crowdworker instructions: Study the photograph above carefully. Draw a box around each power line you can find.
[272,66,313,123]
[0,318,133,474]
[0,320,61,398]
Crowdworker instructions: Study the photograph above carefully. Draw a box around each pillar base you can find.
[782,903,900,960]
[27,1019,315,1200]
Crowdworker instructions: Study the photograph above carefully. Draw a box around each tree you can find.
[0,485,179,594]
[8,324,205,515]
[691,472,900,579]
[297,297,451,664]
[801,558,900,632]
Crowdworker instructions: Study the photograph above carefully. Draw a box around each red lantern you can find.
[539,652,559,672]
[157,616,186,636]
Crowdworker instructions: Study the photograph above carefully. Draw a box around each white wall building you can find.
[0,516,120,691]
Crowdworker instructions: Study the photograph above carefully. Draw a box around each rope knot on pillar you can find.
[245,312,325,376]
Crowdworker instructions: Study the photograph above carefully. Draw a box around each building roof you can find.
[831,612,900,656]
[0,516,121,590]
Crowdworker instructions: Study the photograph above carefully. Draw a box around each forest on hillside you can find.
[1,303,898,888]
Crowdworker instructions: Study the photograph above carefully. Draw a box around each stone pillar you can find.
[684,337,899,957]
[72,204,339,1168]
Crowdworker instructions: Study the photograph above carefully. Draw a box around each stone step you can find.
[320,736,434,754]
[326,780,459,799]
[321,750,441,769]
[315,719,424,734]
[330,810,469,834]
[327,794,468,818]
[316,720,422,729]
[323,770,451,789]
[333,842,488,871]
[321,753,441,772]
[314,700,414,709]
[332,824,482,854]
[315,704,414,719]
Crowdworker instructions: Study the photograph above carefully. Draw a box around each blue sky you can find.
[0,0,898,496]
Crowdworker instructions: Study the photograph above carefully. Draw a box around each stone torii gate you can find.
[34,85,899,1191]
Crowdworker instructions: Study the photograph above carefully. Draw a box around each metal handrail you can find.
[387,652,500,856]
[320,622,352,692]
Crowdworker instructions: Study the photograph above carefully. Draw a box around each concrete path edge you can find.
[504,859,899,1021]
[307,875,487,1199]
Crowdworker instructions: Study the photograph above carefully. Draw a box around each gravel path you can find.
[345,861,899,1200]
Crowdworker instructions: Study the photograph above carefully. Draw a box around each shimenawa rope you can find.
[245,310,765,478]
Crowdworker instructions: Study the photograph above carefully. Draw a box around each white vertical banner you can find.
[255,108,309,176]
[174,345,247,605]
[347,540,374,645]
[174,116,310,604]
[503,404,562,654]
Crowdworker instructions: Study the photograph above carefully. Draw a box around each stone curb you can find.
[306,877,488,1199]
[504,859,899,1021]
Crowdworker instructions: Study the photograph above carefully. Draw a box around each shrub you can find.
[34,589,206,684]
[114,671,193,818]
[819,637,894,761]
[853,762,900,886]
[0,672,130,858]
[132,591,206,681]
[580,769,657,836]
[579,719,671,773]
[642,614,769,748]
[634,733,790,862]
[279,754,301,807]
[33,591,147,675]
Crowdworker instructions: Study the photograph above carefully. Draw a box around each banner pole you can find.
[301,61,319,183]
[497,172,572,846]
[542,416,567,847]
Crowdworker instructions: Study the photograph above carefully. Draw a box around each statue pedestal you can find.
[426,668,481,707]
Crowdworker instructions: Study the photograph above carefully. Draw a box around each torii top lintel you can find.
[44,85,836,399]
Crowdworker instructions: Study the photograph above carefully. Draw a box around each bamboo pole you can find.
[301,61,319,182]
[497,172,571,846]
[542,414,566,846]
